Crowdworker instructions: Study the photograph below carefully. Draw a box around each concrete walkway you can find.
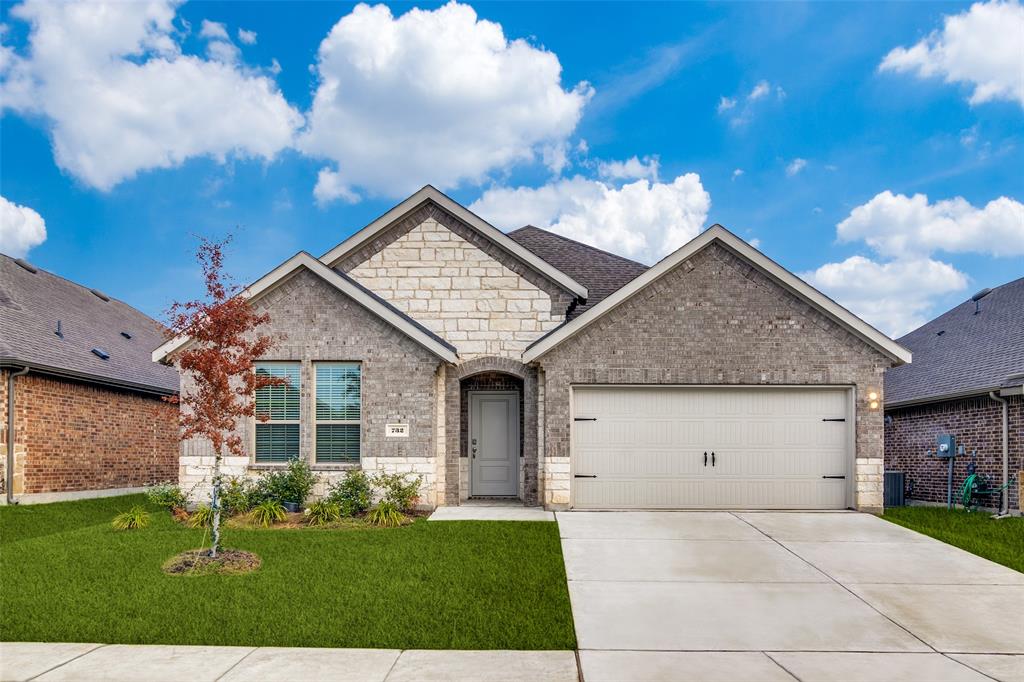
[559,511,1024,682]
[0,643,577,682]
[428,499,554,521]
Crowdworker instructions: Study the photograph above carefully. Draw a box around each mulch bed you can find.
[162,549,261,576]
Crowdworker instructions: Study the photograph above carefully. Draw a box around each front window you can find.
[315,362,361,463]
[254,362,300,462]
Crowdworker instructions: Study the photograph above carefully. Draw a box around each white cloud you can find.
[0,0,302,191]
[880,0,1024,107]
[802,256,968,337]
[199,19,229,40]
[718,79,785,126]
[237,28,257,45]
[313,167,360,206]
[298,2,592,203]
[731,168,744,180]
[837,190,1024,257]
[205,38,240,64]
[471,174,710,264]
[597,155,660,182]
[785,158,807,176]
[0,196,47,258]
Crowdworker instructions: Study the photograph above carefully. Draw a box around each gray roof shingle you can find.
[507,226,649,319]
[885,277,1024,406]
[0,254,179,394]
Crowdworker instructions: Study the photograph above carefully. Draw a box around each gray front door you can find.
[470,392,519,497]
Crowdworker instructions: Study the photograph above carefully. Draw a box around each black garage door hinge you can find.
[822,418,846,422]
[822,475,846,479]
[574,474,598,478]
[574,417,597,422]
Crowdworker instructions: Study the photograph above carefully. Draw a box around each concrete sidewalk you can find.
[0,643,578,682]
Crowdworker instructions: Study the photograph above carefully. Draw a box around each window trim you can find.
[252,361,302,464]
[313,361,362,464]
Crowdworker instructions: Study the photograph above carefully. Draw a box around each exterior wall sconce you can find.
[867,390,879,410]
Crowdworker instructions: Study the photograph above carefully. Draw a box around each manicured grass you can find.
[882,505,1024,573]
[0,495,576,649]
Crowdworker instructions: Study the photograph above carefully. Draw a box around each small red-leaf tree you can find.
[164,235,285,557]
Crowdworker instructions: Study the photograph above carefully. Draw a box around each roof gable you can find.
[522,225,912,365]
[152,252,457,364]
[319,186,588,299]
[885,277,1024,405]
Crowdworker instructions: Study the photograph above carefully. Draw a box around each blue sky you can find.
[1,0,1021,337]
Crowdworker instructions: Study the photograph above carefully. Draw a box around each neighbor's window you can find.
[254,362,301,463]
[315,362,361,463]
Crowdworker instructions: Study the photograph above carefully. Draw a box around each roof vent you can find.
[91,347,110,360]
[936,330,945,336]
[14,258,37,273]
[120,331,132,340]
[90,288,110,302]
[55,320,64,339]
[971,287,992,314]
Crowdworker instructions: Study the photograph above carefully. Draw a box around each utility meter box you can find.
[933,434,956,458]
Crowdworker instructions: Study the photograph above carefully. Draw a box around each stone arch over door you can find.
[444,357,539,505]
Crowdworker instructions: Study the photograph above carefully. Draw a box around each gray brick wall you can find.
[534,241,895,511]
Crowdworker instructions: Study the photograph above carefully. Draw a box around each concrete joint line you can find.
[381,649,405,681]
[727,512,940,655]
[762,652,803,681]
[26,643,107,681]
[213,646,259,681]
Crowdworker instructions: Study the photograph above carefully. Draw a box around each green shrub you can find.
[254,459,318,506]
[250,500,287,527]
[368,500,405,527]
[220,477,257,516]
[326,470,373,517]
[306,500,341,526]
[112,506,150,530]
[188,504,214,529]
[374,472,422,512]
[145,483,187,510]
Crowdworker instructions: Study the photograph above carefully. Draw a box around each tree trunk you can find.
[210,452,222,559]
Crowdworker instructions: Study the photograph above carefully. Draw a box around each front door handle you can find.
[704,451,708,467]
[712,451,716,467]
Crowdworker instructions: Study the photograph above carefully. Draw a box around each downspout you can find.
[988,390,1009,517]
[6,366,29,505]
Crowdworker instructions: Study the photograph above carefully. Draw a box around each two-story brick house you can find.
[155,186,911,512]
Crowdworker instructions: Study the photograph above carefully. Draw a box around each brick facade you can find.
[0,369,178,496]
[885,395,1022,512]
[533,242,894,512]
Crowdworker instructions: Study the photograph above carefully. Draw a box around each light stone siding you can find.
[535,242,895,513]
[347,217,564,359]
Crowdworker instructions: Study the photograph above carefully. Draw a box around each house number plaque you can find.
[385,424,409,438]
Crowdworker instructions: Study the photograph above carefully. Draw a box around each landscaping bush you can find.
[254,459,318,506]
[112,506,150,530]
[374,472,422,512]
[306,500,341,526]
[220,477,258,516]
[326,470,372,517]
[250,500,287,527]
[145,483,188,510]
[368,500,404,527]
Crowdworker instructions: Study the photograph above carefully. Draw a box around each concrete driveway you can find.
[557,511,1024,682]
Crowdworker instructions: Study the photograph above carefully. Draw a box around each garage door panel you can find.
[572,387,850,510]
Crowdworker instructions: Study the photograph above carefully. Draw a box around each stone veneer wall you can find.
[885,395,1021,512]
[534,242,894,512]
[177,269,445,507]
[342,204,574,359]
[1,370,178,495]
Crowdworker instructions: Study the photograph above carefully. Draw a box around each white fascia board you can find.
[522,225,912,365]
[152,252,458,364]
[318,185,589,299]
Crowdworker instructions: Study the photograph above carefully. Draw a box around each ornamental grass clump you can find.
[306,500,341,526]
[112,506,150,530]
[249,500,287,527]
[188,504,214,529]
[368,500,404,527]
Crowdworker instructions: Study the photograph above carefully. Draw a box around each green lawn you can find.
[0,495,576,650]
[882,505,1024,573]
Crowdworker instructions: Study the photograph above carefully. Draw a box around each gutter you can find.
[988,390,1010,517]
[0,359,177,398]
[6,366,29,505]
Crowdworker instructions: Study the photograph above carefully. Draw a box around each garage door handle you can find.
[704,451,708,466]
[711,451,716,467]
[822,475,846,479]
[574,474,597,479]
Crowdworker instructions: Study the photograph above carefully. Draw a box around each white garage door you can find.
[572,386,851,510]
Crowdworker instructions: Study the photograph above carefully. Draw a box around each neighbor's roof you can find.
[0,253,179,395]
[885,277,1024,406]
[508,226,649,319]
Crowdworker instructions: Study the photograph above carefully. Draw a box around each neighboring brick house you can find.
[156,186,910,512]
[1,254,179,503]
[884,278,1023,514]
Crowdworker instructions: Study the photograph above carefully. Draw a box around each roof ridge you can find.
[508,225,648,269]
